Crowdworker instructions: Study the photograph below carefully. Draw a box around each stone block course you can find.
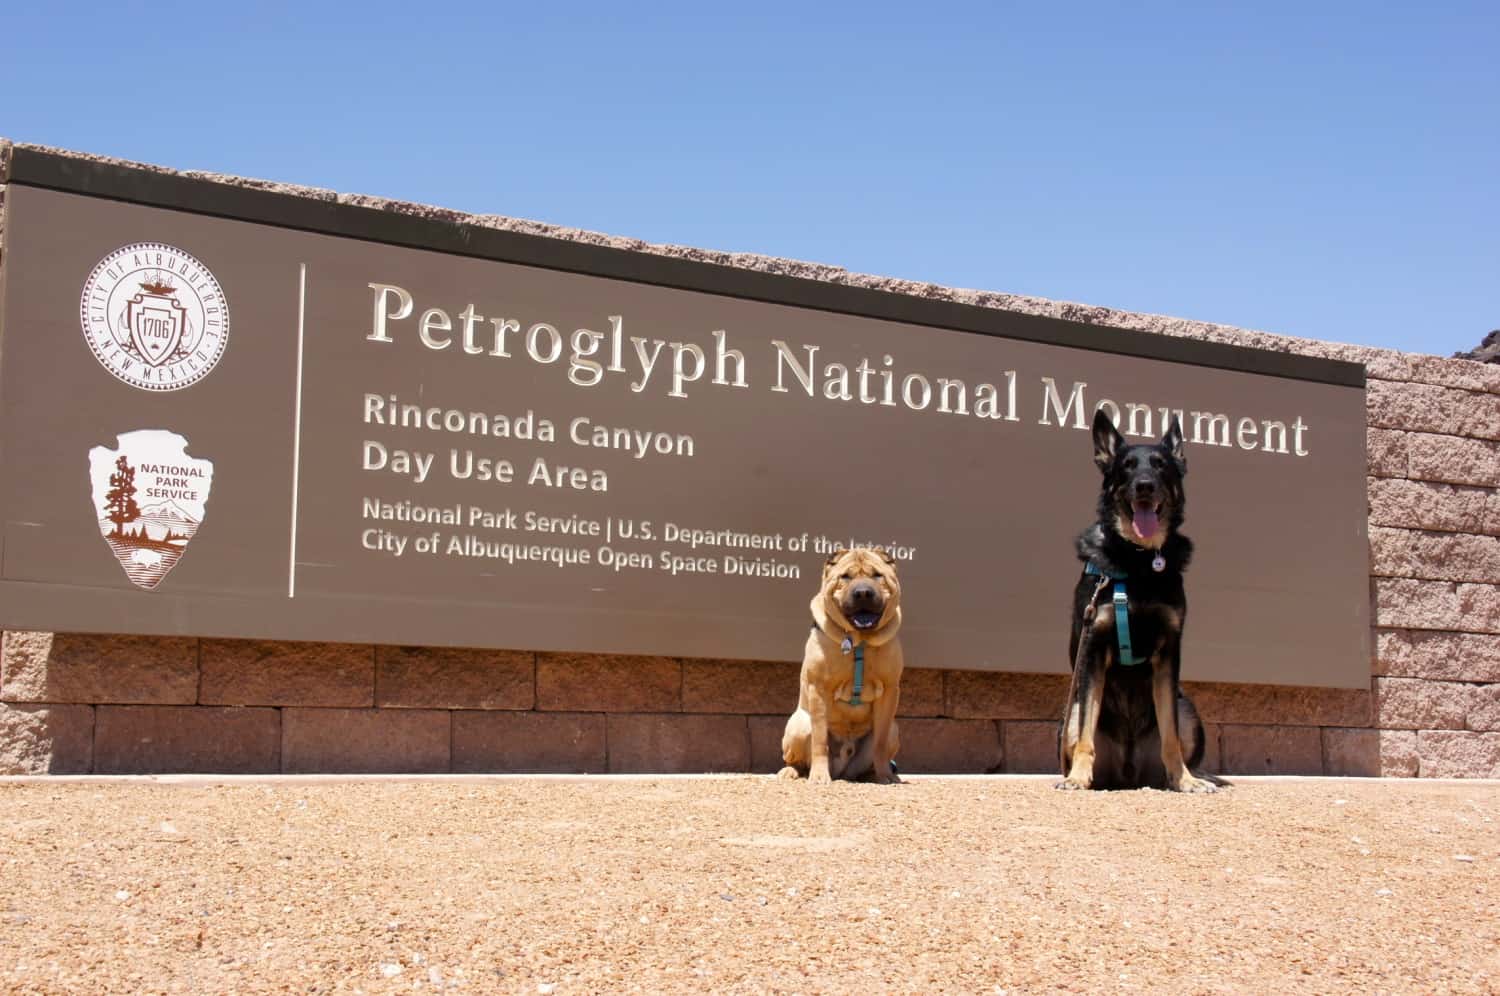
[1,632,199,705]
[1366,429,1408,478]
[748,715,787,773]
[0,703,92,774]
[281,708,449,773]
[1404,354,1500,395]
[1376,730,1420,777]
[537,653,680,713]
[1367,479,1497,536]
[1417,730,1500,778]
[1001,720,1058,774]
[1372,579,1463,631]
[200,640,374,707]
[1368,527,1500,584]
[605,714,749,773]
[946,671,1069,720]
[1219,725,1325,776]
[1458,583,1500,633]
[1404,433,1500,487]
[95,706,278,774]
[1322,727,1379,777]
[1468,685,1500,732]
[1373,677,1469,730]
[1184,681,1372,727]
[894,718,1003,773]
[1366,380,1500,440]
[1374,629,1500,683]
[376,646,534,710]
[681,659,796,715]
[452,711,606,773]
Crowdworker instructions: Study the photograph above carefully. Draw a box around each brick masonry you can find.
[2,140,1498,777]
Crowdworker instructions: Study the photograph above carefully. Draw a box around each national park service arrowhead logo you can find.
[79,243,229,391]
[88,431,214,590]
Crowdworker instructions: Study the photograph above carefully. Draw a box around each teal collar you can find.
[839,635,866,705]
[1084,561,1144,667]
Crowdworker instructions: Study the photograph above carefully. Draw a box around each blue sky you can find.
[4,3,1495,357]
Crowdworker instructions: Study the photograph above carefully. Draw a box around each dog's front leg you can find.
[869,685,902,784]
[1058,655,1107,790]
[806,685,835,785]
[1152,654,1216,794]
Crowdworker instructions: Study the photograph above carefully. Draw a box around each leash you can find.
[839,635,865,705]
[1084,562,1143,667]
[808,622,867,705]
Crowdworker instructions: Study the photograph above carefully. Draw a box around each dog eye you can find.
[840,572,853,581]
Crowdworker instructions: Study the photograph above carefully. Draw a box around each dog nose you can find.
[1133,479,1156,498]
[851,583,879,606]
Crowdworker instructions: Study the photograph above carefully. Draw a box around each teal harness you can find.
[839,635,866,705]
[1084,561,1144,667]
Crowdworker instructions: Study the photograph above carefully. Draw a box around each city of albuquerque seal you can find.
[79,242,229,390]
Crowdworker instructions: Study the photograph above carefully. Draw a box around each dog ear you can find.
[875,547,897,566]
[1091,408,1125,473]
[1162,417,1187,475]
[822,548,848,578]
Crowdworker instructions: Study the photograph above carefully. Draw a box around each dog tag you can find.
[1152,554,1166,572]
[840,636,853,655]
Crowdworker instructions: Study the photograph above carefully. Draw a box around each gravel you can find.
[0,776,1496,993]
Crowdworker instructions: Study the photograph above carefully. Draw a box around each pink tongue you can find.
[1132,506,1158,541]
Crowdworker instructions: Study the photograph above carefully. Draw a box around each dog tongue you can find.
[1132,506,1158,541]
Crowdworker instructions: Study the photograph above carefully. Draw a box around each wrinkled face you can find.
[1092,410,1187,548]
[822,547,901,632]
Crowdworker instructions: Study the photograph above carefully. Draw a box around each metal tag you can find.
[1152,554,1166,572]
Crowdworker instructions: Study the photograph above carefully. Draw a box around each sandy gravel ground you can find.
[0,776,1497,994]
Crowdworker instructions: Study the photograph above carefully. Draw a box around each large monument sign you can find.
[0,150,1369,686]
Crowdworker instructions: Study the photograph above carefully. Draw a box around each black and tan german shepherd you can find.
[1057,409,1217,793]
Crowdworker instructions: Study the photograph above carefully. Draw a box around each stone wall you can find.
[2,140,1497,777]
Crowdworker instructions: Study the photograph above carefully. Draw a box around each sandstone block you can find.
[1001,720,1058,774]
[1373,677,1468,730]
[946,671,1069,720]
[281,708,449,773]
[1417,730,1500,778]
[1368,478,1496,536]
[605,714,748,773]
[1407,355,1500,394]
[1458,583,1500,633]
[1,632,198,705]
[1377,730,1420,777]
[895,668,945,717]
[1375,629,1500,682]
[1369,527,1500,584]
[200,640,373,707]
[1366,429,1408,478]
[1184,681,1372,727]
[749,715,789,773]
[1405,433,1500,487]
[1322,727,1379,777]
[1367,380,1500,440]
[0,703,93,774]
[376,646,533,710]
[1219,725,1324,776]
[1372,579,1462,630]
[95,706,279,774]
[452,711,606,773]
[894,718,1002,774]
[681,659,797,715]
[537,653,680,713]
[1468,685,1500,732]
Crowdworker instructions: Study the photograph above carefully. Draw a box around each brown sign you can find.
[0,153,1369,686]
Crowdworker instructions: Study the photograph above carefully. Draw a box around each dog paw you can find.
[1172,774,1218,794]
[808,768,832,786]
[873,769,903,785]
[1054,777,1090,791]
[776,766,801,781]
